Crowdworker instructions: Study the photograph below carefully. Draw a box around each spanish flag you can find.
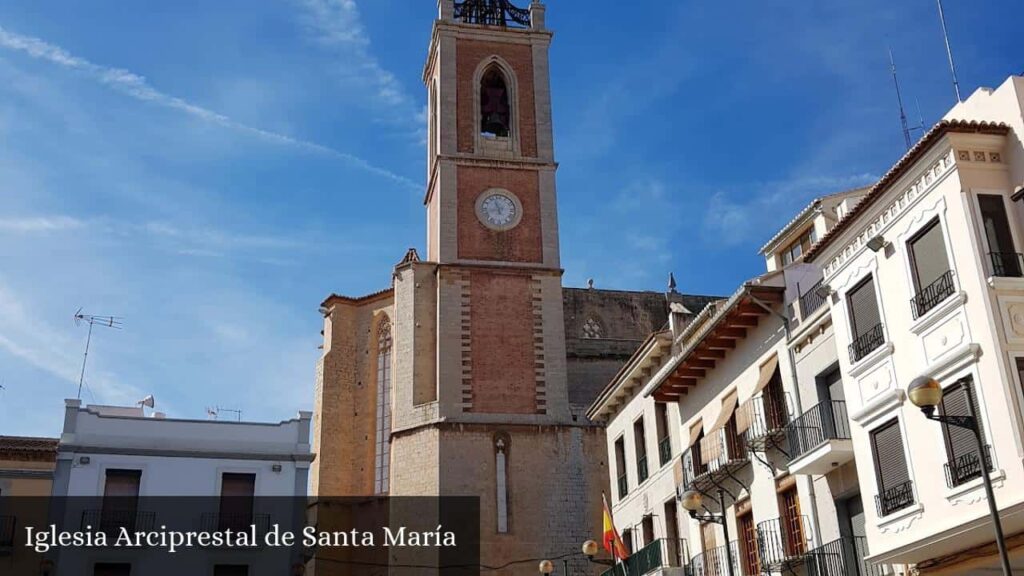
[602,493,629,560]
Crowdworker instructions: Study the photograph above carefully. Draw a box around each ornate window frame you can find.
[473,56,520,157]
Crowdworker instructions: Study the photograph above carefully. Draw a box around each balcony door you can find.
[219,472,256,530]
[737,509,759,576]
[978,194,1021,276]
[101,469,141,531]
[664,500,682,567]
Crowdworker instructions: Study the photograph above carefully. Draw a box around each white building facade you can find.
[49,399,313,576]
[805,75,1024,574]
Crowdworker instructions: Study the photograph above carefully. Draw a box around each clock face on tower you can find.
[475,189,522,231]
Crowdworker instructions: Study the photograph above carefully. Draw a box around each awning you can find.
[702,389,738,435]
[700,390,738,464]
[685,420,703,450]
[737,355,780,433]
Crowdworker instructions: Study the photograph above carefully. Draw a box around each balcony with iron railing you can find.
[689,428,748,492]
[0,515,14,552]
[785,400,854,475]
[944,444,994,489]
[803,536,890,576]
[600,539,689,576]
[687,541,739,576]
[848,323,885,364]
[910,270,956,320]
[988,252,1024,278]
[659,436,672,467]
[799,279,828,319]
[81,508,157,538]
[740,393,790,452]
[875,480,915,518]
[681,445,708,491]
[199,512,272,546]
[756,516,810,572]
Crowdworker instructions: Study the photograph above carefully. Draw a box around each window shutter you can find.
[940,379,984,464]
[848,277,880,337]
[870,420,908,492]
[909,220,950,289]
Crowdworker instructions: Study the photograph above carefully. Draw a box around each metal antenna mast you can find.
[73,309,123,400]
[888,47,913,150]
[935,0,962,102]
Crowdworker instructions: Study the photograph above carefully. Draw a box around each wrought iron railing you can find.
[199,512,271,540]
[638,454,649,484]
[875,480,915,517]
[988,251,1024,278]
[600,538,684,576]
[756,516,809,568]
[81,509,157,537]
[848,323,885,363]
[800,279,827,318]
[944,444,994,488]
[618,472,629,499]
[700,427,748,475]
[785,400,851,461]
[681,444,708,489]
[688,541,739,576]
[0,515,14,548]
[910,270,955,319]
[741,392,790,448]
[803,536,889,576]
[659,436,672,467]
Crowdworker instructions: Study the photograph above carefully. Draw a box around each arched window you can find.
[480,66,511,138]
[374,317,393,494]
[495,433,510,533]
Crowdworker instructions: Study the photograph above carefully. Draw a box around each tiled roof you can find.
[757,186,871,256]
[804,119,1011,263]
[320,287,394,308]
[0,435,58,454]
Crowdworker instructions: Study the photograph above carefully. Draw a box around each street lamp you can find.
[581,539,616,566]
[679,488,736,576]
[907,375,1012,576]
[539,559,554,574]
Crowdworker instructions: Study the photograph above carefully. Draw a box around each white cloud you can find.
[295,0,422,130]
[0,215,84,233]
[0,25,419,190]
[702,173,877,247]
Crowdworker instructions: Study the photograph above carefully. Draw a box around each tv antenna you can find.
[935,0,962,102]
[206,406,242,421]
[888,46,912,150]
[73,309,123,400]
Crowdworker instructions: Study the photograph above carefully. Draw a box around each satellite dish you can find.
[137,395,155,409]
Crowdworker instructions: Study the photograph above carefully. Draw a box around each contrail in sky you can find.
[0,25,420,191]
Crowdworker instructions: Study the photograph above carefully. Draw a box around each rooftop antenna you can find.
[206,407,218,420]
[73,308,123,400]
[935,0,962,102]
[215,406,242,422]
[913,97,927,135]
[888,46,913,150]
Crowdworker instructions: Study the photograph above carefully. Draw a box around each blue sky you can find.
[1,0,1021,436]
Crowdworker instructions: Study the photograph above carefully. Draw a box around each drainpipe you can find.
[749,294,824,550]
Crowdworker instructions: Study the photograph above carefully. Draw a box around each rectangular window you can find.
[738,510,759,576]
[219,473,256,530]
[941,378,990,487]
[780,227,817,266]
[909,219,954,318]
[779,486,804,557]
[847,276,884,362]
[101,469,141,532]
[764,372,788,431]
[94,564,131,576]
[634,418,649,483]
[664,499,682,567]
[979,194,1021,277]
[870,419,914,516]
[641,514,655,547]
[614,436,628,499]
[655,403,672,466]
